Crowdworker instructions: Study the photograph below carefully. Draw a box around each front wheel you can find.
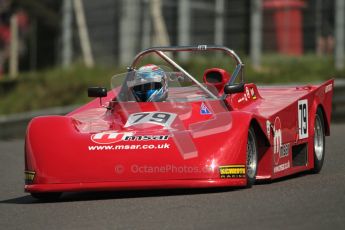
[246,127,258,187]
[311,108,325,173]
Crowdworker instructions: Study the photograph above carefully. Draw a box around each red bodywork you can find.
[24,47,334,193]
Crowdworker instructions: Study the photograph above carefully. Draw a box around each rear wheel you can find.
[246,127,258,187]
[31,192,62,201]
[311,108,325,173]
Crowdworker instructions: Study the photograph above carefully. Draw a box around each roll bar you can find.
[130,45,244,84]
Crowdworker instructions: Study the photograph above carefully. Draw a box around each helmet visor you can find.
[132,82,162,102]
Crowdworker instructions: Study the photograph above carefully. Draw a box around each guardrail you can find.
[0,105,78,139]
[0,80,344,139]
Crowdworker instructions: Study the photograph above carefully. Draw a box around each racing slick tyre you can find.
[31,192,62,201]
[246,127,258,187]
[311,108,325,174]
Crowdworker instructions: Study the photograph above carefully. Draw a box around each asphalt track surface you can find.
[1,124,344,230]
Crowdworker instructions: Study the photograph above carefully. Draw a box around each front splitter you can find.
[25,178,247,193]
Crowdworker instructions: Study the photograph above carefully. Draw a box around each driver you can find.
[128,64,168,102]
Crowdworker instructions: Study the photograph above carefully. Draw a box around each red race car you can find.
[25,46,333,200]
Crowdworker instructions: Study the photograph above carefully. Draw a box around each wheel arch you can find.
[315,104,329,136]
[249,118,270,148]
[310,104,326,173]
[249,118,271,177]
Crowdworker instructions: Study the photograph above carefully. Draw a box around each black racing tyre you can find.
[246,127,258,187]
[311,108,325,174]
[31,192,62,201]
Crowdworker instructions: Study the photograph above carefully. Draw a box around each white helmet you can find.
[128,64,168,102]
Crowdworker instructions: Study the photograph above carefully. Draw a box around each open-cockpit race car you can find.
[25,46,333,200]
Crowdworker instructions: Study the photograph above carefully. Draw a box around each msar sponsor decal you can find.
[88,143,170,151]
[273,117,282,165]
[89,132,171,151]
[273,117,291,166]
[91,131,170,145]
[274,161,290,173]
[91,132,129,144]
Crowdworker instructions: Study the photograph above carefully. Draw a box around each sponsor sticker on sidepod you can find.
[90,131,170,145]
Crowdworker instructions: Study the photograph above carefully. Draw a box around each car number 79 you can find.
[124,112,177,128]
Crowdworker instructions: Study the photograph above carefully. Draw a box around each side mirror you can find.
[87,87,111,110]
[88,87,107,98]
[224,83,245,94]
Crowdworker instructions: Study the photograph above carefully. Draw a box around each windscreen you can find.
[111,65,219,102]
